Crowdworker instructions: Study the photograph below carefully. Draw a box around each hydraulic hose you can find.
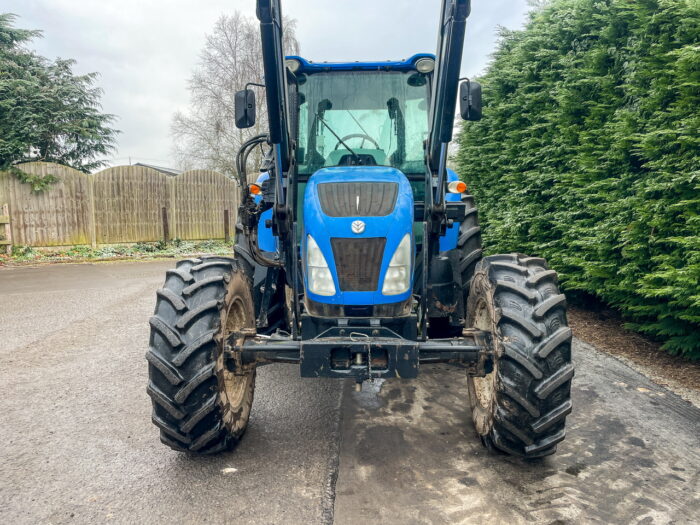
[236,134,268,189]
[235,134,282,268]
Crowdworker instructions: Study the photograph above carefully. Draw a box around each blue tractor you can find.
[147,0,574,458]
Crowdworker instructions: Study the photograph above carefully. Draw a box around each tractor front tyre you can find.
[146,256,256,454]
[456,192,483,296]
[466,254,574,458]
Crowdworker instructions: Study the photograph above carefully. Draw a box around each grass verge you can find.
[0,239,231,265]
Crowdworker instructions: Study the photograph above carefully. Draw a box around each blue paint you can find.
[439,169,461,251]
[254,172,277,253]
[285,53,435,74]
[302,166,414,306]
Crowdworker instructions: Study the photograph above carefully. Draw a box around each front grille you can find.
[331,237,386,291]
[318,182,398,217]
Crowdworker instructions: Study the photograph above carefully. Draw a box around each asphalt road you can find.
[0,260,698,525]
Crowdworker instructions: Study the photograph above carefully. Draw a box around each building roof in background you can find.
[133,163,183,176]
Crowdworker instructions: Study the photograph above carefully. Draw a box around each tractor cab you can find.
[287,55,434,178]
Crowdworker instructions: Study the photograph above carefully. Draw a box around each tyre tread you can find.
[146,256,252,454]
[470,254,573,458]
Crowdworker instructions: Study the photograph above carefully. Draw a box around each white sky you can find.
[4,0,531,168]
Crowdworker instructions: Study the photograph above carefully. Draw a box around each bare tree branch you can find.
[171,13,300,176]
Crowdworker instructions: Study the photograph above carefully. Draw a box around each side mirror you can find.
[459,80,482,121]
[235,89,256,129]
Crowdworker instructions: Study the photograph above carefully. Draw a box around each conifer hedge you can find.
[456,0,700,358]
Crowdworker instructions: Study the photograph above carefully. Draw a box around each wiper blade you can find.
[347,110,371,139]
[315,113,362,164]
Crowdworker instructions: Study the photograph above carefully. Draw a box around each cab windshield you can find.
[295,71,430,176]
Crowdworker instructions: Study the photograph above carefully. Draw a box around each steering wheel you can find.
[334,133,380,150]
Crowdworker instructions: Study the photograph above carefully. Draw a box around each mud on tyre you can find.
[146,256,256,453]
[466,254,574,457]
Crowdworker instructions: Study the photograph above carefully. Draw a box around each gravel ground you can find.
[569,306,700,407]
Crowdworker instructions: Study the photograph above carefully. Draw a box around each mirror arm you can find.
[245,82,266,91]
[244,82,266,123]
[459,76,482,121]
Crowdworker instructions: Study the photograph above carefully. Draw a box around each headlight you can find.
[415,57,435,73]
[306,235,336,296]
[382,234,411,295]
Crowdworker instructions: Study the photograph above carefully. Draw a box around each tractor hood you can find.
[302,166,414,309]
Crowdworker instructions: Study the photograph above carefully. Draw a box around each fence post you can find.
[87,175,97,247]
[1,203,12,255]
[162,207,169,243]
[166,176,176,241]
[224,209,230,243]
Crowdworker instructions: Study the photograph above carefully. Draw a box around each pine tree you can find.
[0,14,117,174]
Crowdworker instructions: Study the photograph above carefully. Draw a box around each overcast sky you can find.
[4,0,531,168]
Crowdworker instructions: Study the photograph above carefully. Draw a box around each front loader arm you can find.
[257,0,292,207]
[255,0,303,336]
[427,0,471,206]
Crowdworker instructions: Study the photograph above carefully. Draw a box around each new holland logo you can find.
[351,220,365,234]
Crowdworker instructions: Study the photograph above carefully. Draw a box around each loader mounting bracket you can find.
[225,328,494,382]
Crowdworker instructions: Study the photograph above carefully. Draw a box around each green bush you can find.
[135,242,158,253]
[456,0,700,358]
[11,245,36,258]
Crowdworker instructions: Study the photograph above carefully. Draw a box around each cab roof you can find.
[284,53,435,73]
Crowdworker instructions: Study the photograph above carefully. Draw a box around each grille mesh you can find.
[331,237,386,291]
[318,182,398,217]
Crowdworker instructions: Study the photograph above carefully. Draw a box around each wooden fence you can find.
[0,162,239,248]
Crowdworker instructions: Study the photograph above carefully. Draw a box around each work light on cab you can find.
[415,57,435,73]
[285,58,301,73]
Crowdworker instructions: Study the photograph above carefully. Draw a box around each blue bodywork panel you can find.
[254,172,277,253]
[439,169,461,251]
[302,167,414,306]
[256,168,462,260]
[286,53,435,74]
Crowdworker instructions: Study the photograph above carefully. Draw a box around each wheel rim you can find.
[216,290,255,434]
[468,295,498,434]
